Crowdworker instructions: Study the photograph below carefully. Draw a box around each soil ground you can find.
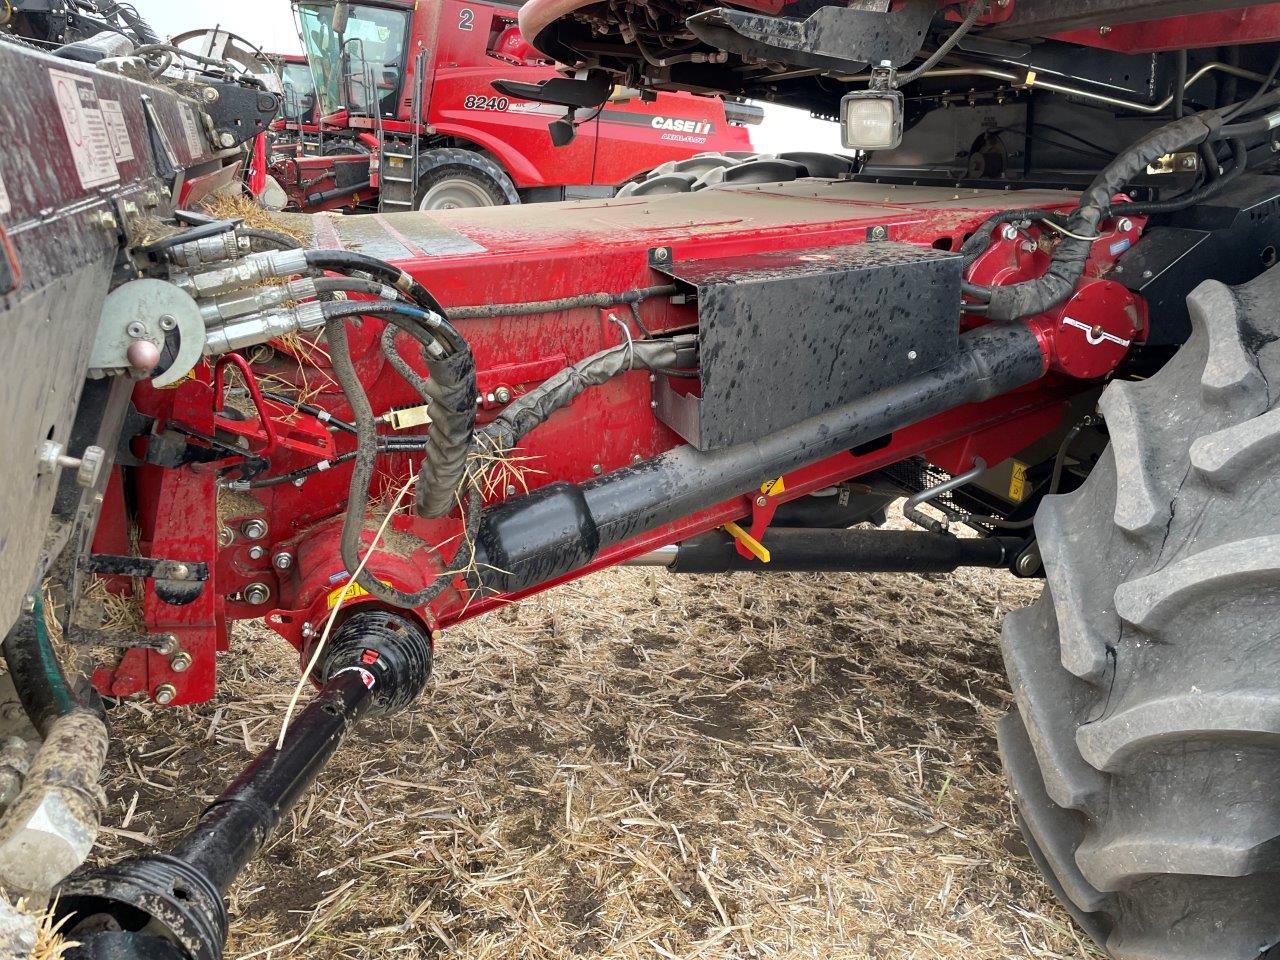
[94,558,1101,960]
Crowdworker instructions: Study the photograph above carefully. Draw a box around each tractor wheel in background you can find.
[416,148,519,211]
[616,150,860,197]
[999,266,1280,959]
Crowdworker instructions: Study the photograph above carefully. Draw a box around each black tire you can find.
[615,150,859,197]
[1000,267,1280,959]
[415,148,519,210]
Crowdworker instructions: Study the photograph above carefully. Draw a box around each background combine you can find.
[2,1,1280,960]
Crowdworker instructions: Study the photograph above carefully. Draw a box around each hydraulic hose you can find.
[3,594,76,738]
[302,251,451,329]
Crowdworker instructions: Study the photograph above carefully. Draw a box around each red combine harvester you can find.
[269,0,762,212]
[5,1,1280,958]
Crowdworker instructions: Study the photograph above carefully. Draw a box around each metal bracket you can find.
[648,246,674,270]
[685,0,935,75]
[90,279,205,386]
[80,555,209,606]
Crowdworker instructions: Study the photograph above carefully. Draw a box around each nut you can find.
[272,552,293,571]
[1001,224,1019,242]
[241,518,268,540]
[217,526,235,547]
[153,683,178,705]
[218,132,237,148]
[202,86,220,102]
[756,496,768,507]
[169,652,192,673]
[243,582,271,605]
[1117,217,1133,233]
[494,386,512,404]
[247,545,265,561]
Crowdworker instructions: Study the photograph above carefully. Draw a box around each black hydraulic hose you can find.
[303,180,372,207]
[898,0,983,86]
[982,113,1222,321]
[303,251,451,326]
[325,318,483,610]
[2,594,77,738]
[312,276,400,300]
[240,228,304,251]
[446,285,678,321]
[1106,137,1248,218]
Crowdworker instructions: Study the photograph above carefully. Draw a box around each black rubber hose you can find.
[1106,137,1247,217]
[898,0,983,86]
[240,228,304,251]
[446,285,677,321]
[2,594,77,738]
[303,251,450,328]
[312,277,401,300]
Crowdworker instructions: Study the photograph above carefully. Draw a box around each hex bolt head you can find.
[217,526,235,547]
[202,86,220,102]
[241,518,268,540]
[756,496,768,507]
[153,683,178,705]
[245,545,265,561]
[1117,217,1133,233]
[218,132,237,148]
[272,552,293,571]
[243,582,271,605]
[1001,224,1019,241]
[169,652,192,673]
[494,386,512,404]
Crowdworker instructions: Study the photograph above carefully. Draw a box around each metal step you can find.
[382,175,414,183]
[380,198,413,207]
[383,151,413,159]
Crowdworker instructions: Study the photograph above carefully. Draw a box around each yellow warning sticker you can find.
[760,477,786,496]
[326,578,389,608]
[1009,461,1029,503]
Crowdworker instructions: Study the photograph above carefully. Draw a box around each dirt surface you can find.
[94,561,1101,960]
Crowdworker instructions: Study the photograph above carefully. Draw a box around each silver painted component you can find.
[172,249,309,299]
[0,709,108,896]
[904,457,987,534]
[246,545,266,560]
[198,277,318,326]
[243,582,271,605]
[153,683,178,705]
[91,280,206,388]
[169,651,193,673]
[624,544,679,567]
[241,518,268,540]
[167,231,250,268]
[204,301,326,356]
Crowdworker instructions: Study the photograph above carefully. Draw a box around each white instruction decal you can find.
[99,99,134,163]
[48,69,118,188]
[0,172,10,217]
[178,103,205,157]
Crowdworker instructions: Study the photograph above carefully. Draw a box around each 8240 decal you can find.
[464,95,510,111]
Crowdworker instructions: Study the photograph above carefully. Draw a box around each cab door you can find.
[426,0,598,188]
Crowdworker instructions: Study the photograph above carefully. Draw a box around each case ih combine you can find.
[269,0,760,212]
[3,0,1280,957]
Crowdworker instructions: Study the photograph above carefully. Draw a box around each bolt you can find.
[301,622,315,640]
[592,464,603,475]
[485,392,496,403]
[158,314,178,331]
[247,545,266,561]
[494,386,511,404]
[1117,217,1133,233]
[272,552,293,571]
[1099,25,1112,36]
[908,350,918,361]
[155,634,179,656]
[153,683,178,705]
[1015,553,1040,576]
[870,225,889,241]
[505,484,517,496]
[125,321,147,338]
[652,247,670,262]
[632,454,643,464]
[241,518,268,540]
[217,526,235,547]
[169,651,192,673]
[243,582,271,605]
[1021,240,1037,254]
[202,86,220,102]
[1272,140,1280,154]
[1001,224,1019,242]
[218,132,237,148]
[756,496,768,508]
[170,563,189,579]
[1142,269,1154,280]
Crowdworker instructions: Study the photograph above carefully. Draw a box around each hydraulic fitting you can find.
[204,302,325,356]
[167,231,251,268]
[172,249,309,299]
[198,277,318,326]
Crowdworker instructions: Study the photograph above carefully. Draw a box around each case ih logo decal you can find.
[649,116,715,135]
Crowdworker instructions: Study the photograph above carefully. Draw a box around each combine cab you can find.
[4,1,1280,959]
[269,0,763,211]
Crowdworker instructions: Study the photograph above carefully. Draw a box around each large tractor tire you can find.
[416,148,519,211]
[999,267,1280,959]
[615,150,859,197]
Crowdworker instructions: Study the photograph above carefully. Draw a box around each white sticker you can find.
[178,103,205,157]
[48,69,118,188]
[0,173,10,217]
[99,99,134,163]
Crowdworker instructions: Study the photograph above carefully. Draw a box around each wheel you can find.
[415,148,519,211]
[615,150,859,197]
[1000,266,1280,959]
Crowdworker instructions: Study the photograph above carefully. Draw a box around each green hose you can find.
[2,592,77,737]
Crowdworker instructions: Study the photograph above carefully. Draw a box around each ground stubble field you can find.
[90,533,1102,960]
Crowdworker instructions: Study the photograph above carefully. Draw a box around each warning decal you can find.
[178,104,205,157]
[0,173,10,217]
[99,99,135,163]
[48,69,119,188]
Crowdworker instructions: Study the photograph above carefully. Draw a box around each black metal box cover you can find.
[661,241,962,450]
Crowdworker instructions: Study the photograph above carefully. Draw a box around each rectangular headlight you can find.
[840,90,904,151]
